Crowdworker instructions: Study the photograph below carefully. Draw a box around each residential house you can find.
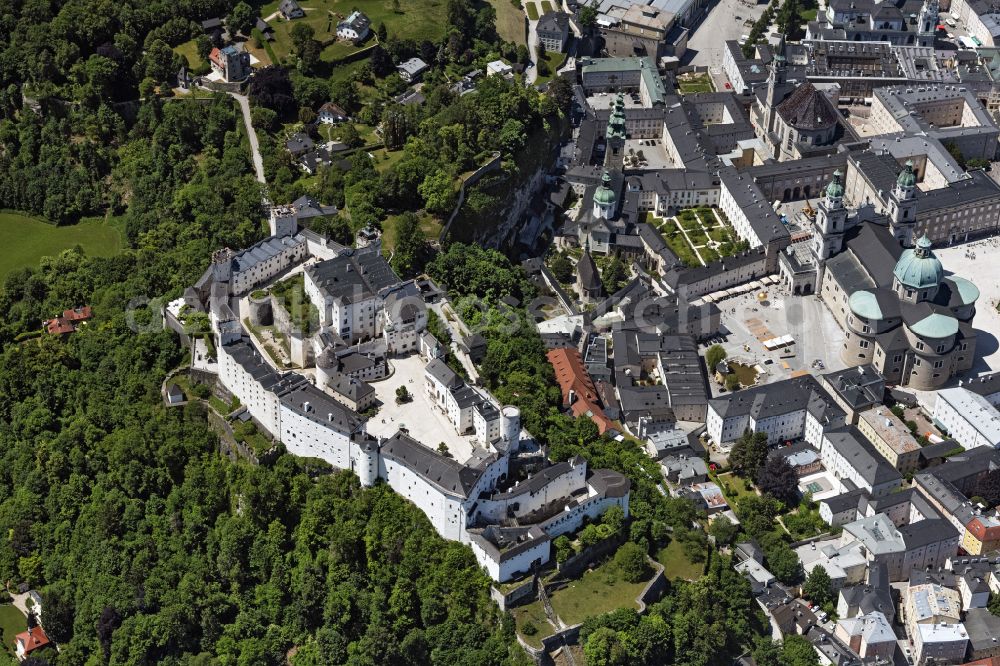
[537,12,571,53]
[397,57,429,83]
[337,11,371,42]
[834,612,896,661]
[487,60,514,78]
[15,626,50,661]
[317,102,348,124]
[279,0,304,20]
[933,387,1000,451]
[255,17,275,41]
[285,132,314,157]
[963,514,1000,556]
[706,375,847,447]
[818,426,904,497]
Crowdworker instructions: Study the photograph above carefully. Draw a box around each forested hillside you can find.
[0,1,528,664]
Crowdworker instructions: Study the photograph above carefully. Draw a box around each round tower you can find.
[354,433,380,487]
[501,406,521,451]
[247,291,273,326]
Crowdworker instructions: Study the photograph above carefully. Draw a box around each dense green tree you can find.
[708,514,739,546]
[228,2,256,36]
[614,542,650,583]
[729,430,770,479]
[392,212,431,278]
[705,344,727,372]
[757,455,799,505]
[803,565,833,607]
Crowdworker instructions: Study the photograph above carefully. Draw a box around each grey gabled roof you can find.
[379,430,494,498]
[824,426,903,487]
[277,382,364,434]
[426,358,460,389]
[577,251,601,291]
[304,250,400,304]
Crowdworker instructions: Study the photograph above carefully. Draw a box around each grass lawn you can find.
[656,539,705,581]
[547,558,650,626]
[730,362,759,386]
[535,50,568,86]
[0,211,124,282]
[716,472,758,507]
[663,223,701,267]
[381,212,442,253]
[525,2,540,20]
[0,605,25,663]
[267,0,448,63]
[173,38,207,71]
[541,0,554,11]
[371,148,406,173]
[489,0,526,45]
[511,601,551,648]
[677,74,714,94]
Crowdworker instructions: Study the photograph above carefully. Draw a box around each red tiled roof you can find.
[966,516,1000,542]
[209,47,222,66]
[15,626,50,655]
[546,348,615,434]
[46,318,75,335]
[63,306,92,321]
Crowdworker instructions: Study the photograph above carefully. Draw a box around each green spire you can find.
[606,93,627,141]
[825,169,844,199]
[897,159,916,188]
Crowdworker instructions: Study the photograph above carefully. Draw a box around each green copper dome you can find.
[897,159,916,188]
[594,171,616,205]
[849,290,883,320]
[893,235,943,290]
[908,312,958,339]
[826,169,844,199]
[949,275,980,306]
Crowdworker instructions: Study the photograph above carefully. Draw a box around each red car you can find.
[725,82,732,89]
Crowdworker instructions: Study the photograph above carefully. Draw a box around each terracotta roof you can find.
[546,348,614,433]
[776,82,838,130]
[15,626,50,655]
[208,47,223,66]
[63,306,92,321]
[46,317,75,335]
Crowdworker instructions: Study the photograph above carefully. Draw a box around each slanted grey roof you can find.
[277,382,364,434]
[426,358,460,389]
[304,250,400,304]
[379,430,494,498]
[824,426,903,487]
[577,251,601,291]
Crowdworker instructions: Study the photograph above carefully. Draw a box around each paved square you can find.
[365,353,480,464]
[712,289,848,388]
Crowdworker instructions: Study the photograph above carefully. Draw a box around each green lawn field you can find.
[0,211,124,282]
[489,0,527,45]
[0,605,25,663]
[262,0,448,64]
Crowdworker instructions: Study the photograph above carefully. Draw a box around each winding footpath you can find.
[229,92,267,186]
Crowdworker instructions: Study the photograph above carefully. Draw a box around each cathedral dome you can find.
[892,235,943,290]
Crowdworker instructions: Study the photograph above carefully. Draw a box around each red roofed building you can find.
[963,514,1000,555]
[546,347,615,434]
[45,318,75,335]
[45,305,92,336]
[14,626,50,660]
[62,306,92,321]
